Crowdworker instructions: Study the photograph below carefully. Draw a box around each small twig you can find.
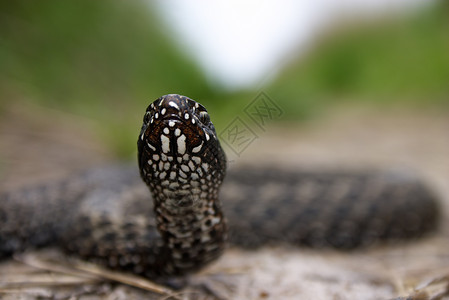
[14,253,100,281]
[14,252,181,298]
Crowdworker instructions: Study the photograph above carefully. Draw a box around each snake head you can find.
[138,94,226,209]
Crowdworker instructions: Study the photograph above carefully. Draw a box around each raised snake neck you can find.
[0,94,440,279]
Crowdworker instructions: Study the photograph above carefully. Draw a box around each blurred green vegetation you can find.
[0,1,447,157]
[0,0,220,156]
[266,1,449,119]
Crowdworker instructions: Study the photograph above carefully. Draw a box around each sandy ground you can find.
[0,102,448,299]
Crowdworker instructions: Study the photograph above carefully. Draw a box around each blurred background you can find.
[0,2,448,298]
[0,0,448,177]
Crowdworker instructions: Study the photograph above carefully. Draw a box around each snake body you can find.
[0,94,440,279]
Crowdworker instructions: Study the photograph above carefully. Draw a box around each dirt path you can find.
[1,102,448,299]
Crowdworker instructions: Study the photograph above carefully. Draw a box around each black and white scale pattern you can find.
[0,94,441,280]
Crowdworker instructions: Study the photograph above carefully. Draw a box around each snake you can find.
[0,94,440,280]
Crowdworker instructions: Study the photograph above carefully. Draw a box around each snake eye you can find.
[143,111,151,124]
[199,111,210,124]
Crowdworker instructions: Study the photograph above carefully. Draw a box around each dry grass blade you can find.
[392,273,449,300]
[14,253,101,281]
[72,261,175,295]
[14,253,180,298]
[416,274,449,290]
[416,273,449,300]
[0,276,97,289]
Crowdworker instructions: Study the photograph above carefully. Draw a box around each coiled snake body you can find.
[0,94,440,280]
